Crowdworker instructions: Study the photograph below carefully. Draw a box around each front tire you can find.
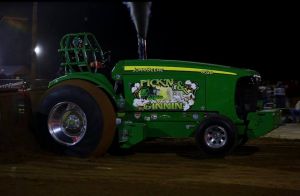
[195,115,237,156]
[35,80,115,157]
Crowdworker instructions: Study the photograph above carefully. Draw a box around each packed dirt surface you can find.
[1,91,300,195]
[0,137,300,196]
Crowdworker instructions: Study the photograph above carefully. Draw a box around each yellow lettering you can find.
[175,103,183,110]
[150,79,157,87]
[165,103,172,109]
[144,104,152,110]
[165,79,173,87]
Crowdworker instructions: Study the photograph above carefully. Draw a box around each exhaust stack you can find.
[124,2,152,59]
[138,35,147,59]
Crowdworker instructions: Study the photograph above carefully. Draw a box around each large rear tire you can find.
[35,80,115,157]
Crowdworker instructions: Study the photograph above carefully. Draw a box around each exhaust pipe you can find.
[124,2,152,60]
[138,34,147,59]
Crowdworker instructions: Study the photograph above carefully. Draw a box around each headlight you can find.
[253,74,262,84]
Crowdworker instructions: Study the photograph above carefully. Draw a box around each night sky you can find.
[0,2,298,81]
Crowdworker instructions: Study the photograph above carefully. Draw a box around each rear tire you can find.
[195,115,237,156]
[35,80,115,157]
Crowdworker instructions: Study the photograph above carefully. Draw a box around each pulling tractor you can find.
[35,32,280,157]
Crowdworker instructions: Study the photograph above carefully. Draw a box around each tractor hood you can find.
[112,59,258,80]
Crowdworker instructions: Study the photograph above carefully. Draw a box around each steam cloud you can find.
[123,2,152,39]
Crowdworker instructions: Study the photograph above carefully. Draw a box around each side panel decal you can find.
[131,79,198,111]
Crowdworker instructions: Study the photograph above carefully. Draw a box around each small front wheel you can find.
[195,115,237,156]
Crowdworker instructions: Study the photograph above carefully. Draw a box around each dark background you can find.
[0,2,298,81]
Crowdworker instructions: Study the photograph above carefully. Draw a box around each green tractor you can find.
[35,32,280,157]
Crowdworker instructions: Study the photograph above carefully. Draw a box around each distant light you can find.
[34,45,42,56]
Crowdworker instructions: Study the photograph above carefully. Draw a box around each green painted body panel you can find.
[247,109,281,139]
[206,74,239,122]
[112,59,256,124]
[48,72,116,101]
[117,111,202,148]
[119,123,146,148]
[112,59,279,148]
[112,59,257,80]
[145,122,197,137]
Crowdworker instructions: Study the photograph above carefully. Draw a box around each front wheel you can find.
[195,115,237,156]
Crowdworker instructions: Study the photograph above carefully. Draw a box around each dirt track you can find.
[1,138,300,196]
[1,91,300,195]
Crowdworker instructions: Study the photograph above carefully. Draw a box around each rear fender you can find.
[48,72,116,103]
